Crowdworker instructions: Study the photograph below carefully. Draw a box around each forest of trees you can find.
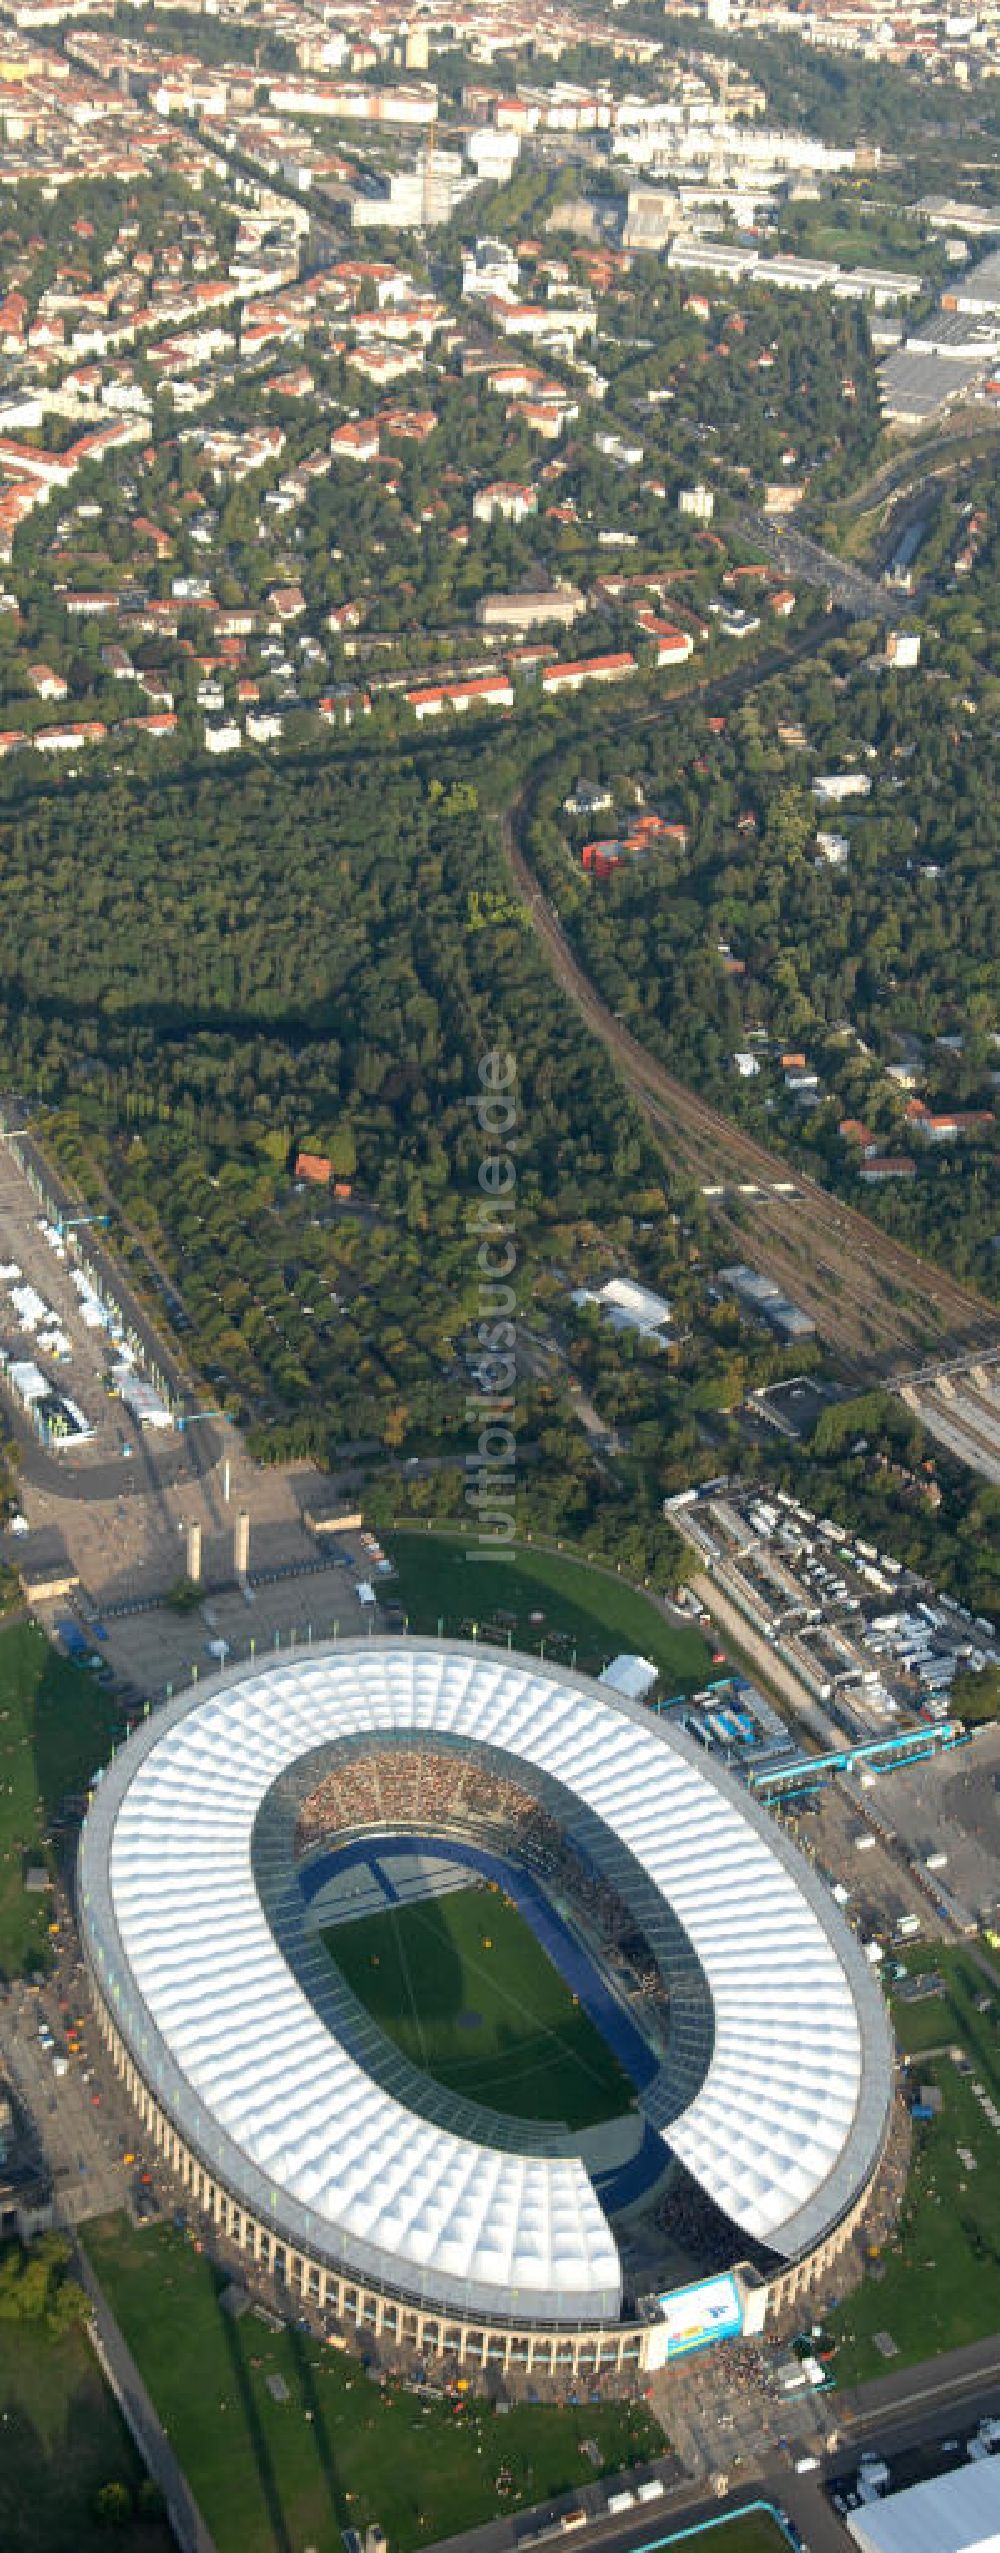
[4,733,776,1579]
[0,701,987,1617]
[524,593,1000,1293]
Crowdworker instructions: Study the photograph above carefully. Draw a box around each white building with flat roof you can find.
[572,1276,673,1338]
[846,2455,1000,2553]
[945,245,1000,314]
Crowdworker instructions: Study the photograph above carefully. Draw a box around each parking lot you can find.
[830,2412,1000,2527]
[0,1151,134,1466]
[785,1779,949,1948]
[868,1726,1000,1926]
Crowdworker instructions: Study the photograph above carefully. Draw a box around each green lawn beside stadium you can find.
[826,1946,1000,2381]
[0,1621,125,1977]
[322,1884,635,2129]
[83,2217,663,2553]
[0,2314,168,2553]
[382,1531,715,1694]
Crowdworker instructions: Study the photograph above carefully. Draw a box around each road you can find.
[835,2329,1000,2445]
[430,2473,829,2553]
[735,505,902,621]
[0,1104,230,1503]
[775,2342,1000,2553]
[8,1402,220,1505]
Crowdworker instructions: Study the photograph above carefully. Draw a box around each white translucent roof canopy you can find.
[81,1641,890,2320]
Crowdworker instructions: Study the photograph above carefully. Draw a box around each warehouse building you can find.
[942,245,1000,316]
[719,1264,815,1342]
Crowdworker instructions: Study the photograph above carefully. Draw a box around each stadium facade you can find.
[78,1639,894,2376]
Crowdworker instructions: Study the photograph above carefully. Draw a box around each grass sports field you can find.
[827,1946,1000,2382]
[0,1621,125,1976]
[685,2523,789,2553]
[83,2216,663,2553]
[383,1532,715,1693]
[323,1884,634,2128]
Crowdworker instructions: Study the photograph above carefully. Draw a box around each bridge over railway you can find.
[733,506,905,621]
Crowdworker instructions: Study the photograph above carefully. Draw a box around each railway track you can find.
[502,804,999,1377]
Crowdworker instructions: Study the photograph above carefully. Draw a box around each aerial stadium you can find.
[78,1638,895,2380]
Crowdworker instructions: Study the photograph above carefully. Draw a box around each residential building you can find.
[678,484,714,520]
[407,675,515,720]
[475,585,586,634]
[472,482,537,524]
[542,652,638,694]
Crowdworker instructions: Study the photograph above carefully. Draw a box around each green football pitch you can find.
[322,1885,635,2130]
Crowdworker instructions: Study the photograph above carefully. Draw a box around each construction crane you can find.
[708,55,732,202]
[421,98,438,233]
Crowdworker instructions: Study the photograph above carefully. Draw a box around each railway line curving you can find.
[502,797,998,1376]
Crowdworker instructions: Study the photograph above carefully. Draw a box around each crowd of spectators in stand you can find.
[295,1746,545,1849]
[294,1746,666,2001]
[618,1934,670,2009]
[652,2159,747,2274]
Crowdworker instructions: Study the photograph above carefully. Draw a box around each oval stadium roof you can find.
[78,1640,892,2326]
